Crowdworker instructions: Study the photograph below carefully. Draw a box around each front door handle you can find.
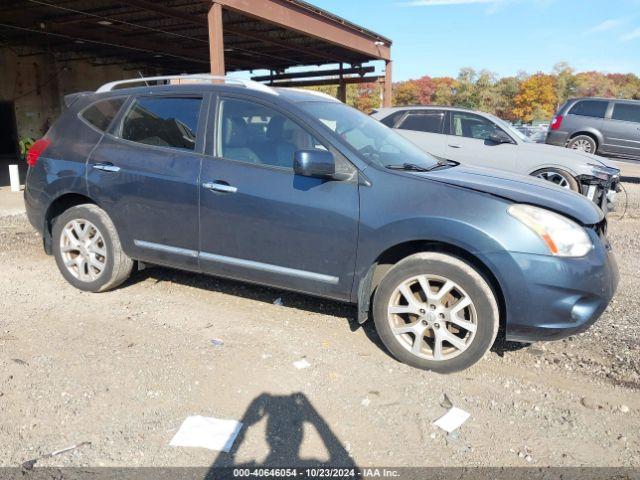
[448,144,462,149]
[93,162,121,172]
[203,181,237,193]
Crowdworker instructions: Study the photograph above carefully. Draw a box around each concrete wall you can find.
[0,48,131,141]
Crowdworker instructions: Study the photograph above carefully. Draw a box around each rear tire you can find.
[567,135,597,154]
[52,204,133,292]
[372,252,499,373]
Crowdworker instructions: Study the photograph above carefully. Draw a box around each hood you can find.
[422,165,604,225]
[518,142,619,170]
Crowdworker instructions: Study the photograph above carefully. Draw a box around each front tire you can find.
[531,167,580,192]
[52,204,133,292]
[372,252,499,373]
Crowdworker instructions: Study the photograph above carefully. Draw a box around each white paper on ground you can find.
[293,358,311,369]
[169,415,243,452]
[433,407,470,433]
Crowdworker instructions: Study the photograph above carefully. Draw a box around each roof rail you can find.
[95,74,277,95]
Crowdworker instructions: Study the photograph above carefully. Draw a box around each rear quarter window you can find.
[569,100,609,119]
[80,98,126,131]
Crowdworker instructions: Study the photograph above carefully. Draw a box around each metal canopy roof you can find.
[0,0,392,74]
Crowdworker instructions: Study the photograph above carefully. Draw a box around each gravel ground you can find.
[0,185,639,468]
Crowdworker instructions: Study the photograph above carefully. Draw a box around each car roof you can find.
[567,97,640,104]
[376,105,485,114]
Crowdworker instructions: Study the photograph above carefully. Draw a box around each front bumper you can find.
[484,226,619,342]
[578,170,620,212]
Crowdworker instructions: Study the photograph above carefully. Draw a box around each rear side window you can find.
[80,98,125,131]
[612,103,640,123]
[121,97,202,150]
[397,111,444,133]
[569,100,608,119]
[379,110,406,127]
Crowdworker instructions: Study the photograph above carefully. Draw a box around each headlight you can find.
[508,204,593,257]
[588,164,619,181]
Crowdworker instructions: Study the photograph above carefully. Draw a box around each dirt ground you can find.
[0,183,639,469]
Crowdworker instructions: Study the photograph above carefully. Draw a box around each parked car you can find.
[24,75,618,373]
[371,106,619,210]
[546,97,640,161]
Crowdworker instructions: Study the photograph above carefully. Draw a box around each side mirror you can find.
[486,130,512,145]
[294,149,336,179]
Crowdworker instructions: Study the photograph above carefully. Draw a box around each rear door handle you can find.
[203,181,237,193]
[93,162,120,172]
[448,144,462,149]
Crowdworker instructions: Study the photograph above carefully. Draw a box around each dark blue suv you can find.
[24,75,619,373]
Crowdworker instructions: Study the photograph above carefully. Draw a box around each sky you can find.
[302,0,640,81]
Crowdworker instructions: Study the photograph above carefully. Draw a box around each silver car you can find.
[371,106,620,209]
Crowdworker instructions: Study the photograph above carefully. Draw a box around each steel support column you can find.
[208,2,225,76]
[383,60,392,107]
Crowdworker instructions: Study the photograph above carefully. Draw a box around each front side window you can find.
[217,98,326,169]
[81,98,125,131]
[298,101,438,169]
[121,97,201,150]
[569,100,608,119]
[612,103,640,123]
[450,112,501,140]
[397,111,444,133]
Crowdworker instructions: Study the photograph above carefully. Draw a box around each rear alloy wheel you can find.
[532,168,580,192]
[52,204,133,292]
[373,252,499,373]
[567,135,597,154]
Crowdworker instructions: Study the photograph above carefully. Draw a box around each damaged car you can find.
[24,75,618,373]
[372,106,620,210]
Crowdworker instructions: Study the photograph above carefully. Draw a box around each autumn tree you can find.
[393,80,419,106]
[431,77,456,105]
[494,76,521,121]
[414,75,435,104]
[512,73,558,122]
[351,82,380,113]
[553,62,576,107]
[452,67,479,109]
[574,71,616,98]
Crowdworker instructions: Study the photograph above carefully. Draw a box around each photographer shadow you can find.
[206,392,358,478]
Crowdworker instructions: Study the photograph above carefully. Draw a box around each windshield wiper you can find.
[423,159,459,171]
[385,159,459,172]
[385,163,430,172]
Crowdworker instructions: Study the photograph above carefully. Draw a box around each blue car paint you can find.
[24,84,619,344]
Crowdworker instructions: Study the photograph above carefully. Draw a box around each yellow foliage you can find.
[512,74,558,122]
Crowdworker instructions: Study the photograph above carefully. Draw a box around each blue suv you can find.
[24,75,619,373]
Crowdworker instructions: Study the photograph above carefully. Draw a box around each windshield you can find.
[488,114,532,143]
[298,101,438,169]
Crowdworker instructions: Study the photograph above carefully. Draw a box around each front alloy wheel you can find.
[387,275,477,361]
[373,252,499,373]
